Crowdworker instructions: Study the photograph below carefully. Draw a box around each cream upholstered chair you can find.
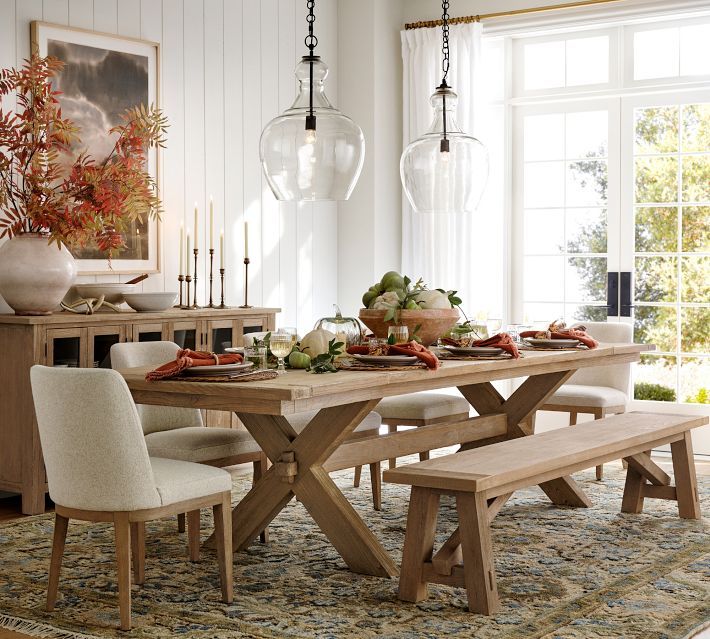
[30,366,233,631]
[110,341,268,541]
[375,391,471,468]
[540,321,633,480]
[286,410,385,509]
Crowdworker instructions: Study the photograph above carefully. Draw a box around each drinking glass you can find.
[244,346,267,369]
[269,334,292,374]
[278,326,298,347]
[387,325,409,344]
[367,337,388,354]
[486,318,503,336]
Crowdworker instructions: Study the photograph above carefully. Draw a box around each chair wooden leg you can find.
[113,512,132,631]
[671,431,701,520]
[212,492,234,604]
[569,412,577,426]
[398,487,440,603]
[369,462,382,511]
[418,451,430,462]
[130,522,145,585]
[594,411,604,480]
[187,510,201,562]
[353,465,362,488]
[177,513,186,533]
[456,492,500,615]
[253,455,270,543]
[388,424,398,469]
[46,514,69,612]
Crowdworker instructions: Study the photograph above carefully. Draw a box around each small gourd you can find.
[314,304,363,347]
[299,328,337,357]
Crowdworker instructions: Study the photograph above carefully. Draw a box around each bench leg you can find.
[671,432,701,520]
[388,424,398,469]
[456,492,500,615]
[399,487,440,603]
[621,466,646,514]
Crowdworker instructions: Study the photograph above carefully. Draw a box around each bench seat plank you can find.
[384,413,708,497]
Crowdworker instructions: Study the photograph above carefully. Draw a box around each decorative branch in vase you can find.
[0,55,168,315]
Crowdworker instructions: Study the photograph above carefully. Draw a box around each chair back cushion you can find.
[110,341,204,434]
[569,321,633,393]
[30,366,161,511]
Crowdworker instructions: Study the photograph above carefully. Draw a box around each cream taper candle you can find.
[244,221,249,259]
[186,230,192,276]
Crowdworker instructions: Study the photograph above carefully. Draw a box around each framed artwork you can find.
[31,21,160,275]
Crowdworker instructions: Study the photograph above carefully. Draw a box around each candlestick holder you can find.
[219,268,229,308]
[207,248,216,308]
[239,257,252,308]
[176,274,185,307]
[184,275,193,309]
[191,248,200,309]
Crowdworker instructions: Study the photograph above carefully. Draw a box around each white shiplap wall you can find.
[0,0,339,334]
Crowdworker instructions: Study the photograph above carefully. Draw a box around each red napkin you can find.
[145,349,243,381]
[441,332,520,359]
[519,328,598,349]
[347,341,440,370]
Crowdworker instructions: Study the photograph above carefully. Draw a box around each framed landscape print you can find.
[31,21,160,274]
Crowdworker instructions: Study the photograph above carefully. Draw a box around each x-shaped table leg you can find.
[458,370,592,508]
[229,399,399,578]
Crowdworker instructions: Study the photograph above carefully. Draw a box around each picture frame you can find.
[31,21,161,275]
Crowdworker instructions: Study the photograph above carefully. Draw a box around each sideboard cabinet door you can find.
[87,325,127,368]
[44,328,87,368]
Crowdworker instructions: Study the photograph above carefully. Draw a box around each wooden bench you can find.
[382,412,707,615]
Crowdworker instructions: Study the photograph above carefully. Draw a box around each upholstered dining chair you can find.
[539,321,633,480]
[30,366,233,631]
[110,341,268,542]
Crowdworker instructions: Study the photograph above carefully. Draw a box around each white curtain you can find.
[401,23,502,320]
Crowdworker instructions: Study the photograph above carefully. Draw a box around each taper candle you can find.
[179,223,184,275]
[220,229,224,269]
[186,230,192,276]
[209,196,214,250]
[193,202,198,247]
[244,221,249,258]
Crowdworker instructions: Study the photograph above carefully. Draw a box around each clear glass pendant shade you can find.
[400,87,488,214]
[260,57,365,201]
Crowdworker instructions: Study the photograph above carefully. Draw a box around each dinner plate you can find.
[443,346,504,356]
[351,354,420,365]
[524,338,581,348]
[224,347,245,354]
[183,361,254,376]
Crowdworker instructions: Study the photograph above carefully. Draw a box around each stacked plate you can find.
[183,362,254,377]
[523,338,581,349]
[351,354,420,366]
[443,346,504,356]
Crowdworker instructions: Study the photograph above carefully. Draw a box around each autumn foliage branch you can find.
[0,54,168,257]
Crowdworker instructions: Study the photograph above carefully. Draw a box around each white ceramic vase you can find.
[0,233,77,315]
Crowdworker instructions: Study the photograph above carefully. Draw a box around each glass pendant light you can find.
[400,0,488,214]
[260,0,365,202]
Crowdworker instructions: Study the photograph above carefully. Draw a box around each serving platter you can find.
[351,354,420,366]
[443,346,504,356]
[524,338,581,348]
[183,361,254,376]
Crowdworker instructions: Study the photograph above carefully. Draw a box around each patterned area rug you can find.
[0,464,708,639]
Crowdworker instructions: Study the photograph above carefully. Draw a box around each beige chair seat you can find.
[376,392,470,421]
[287,410,381,433]
[145,427,261,463]
[150,457,232,507]
[544,384,627,408]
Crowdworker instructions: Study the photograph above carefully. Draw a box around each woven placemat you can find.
[168,369,279,383]
[336,359,428,372]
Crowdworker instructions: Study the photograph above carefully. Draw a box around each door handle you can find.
[620,272,633,317]
[606,272,619,317]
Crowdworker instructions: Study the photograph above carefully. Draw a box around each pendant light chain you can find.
[305,0,317,132]
[440,0,450,153]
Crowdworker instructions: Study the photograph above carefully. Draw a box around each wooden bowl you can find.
[358,308,460,346]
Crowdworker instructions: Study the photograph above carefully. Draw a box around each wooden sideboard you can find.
[0,306,278,514]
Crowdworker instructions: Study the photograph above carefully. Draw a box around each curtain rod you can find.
[404,0,625,29]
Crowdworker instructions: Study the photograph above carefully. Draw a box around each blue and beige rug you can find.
[0,464,708,638]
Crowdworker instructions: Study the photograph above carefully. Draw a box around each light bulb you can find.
[305,128,316,144]
[440,149,450,163]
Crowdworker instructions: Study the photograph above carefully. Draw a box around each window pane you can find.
[635,157,678,203]
[524,114,565,161]
[682,104,710,152]
[566,111,608,159]
[566,304,608,322]
[567,208,607,253]
[635,354,677,401]
[634,306,677,352]
[566,257,607,302]
[524,209,564,254]
[523,302,565,324]
[634,106,679,154]
[635,256,678,302]
[567,160,607,206]
[482,40,505,102]
[524,41,565,90]
[681,256,710,303]
[679,24,710,76]
[682,206,710,252]
[524,162,565,207]
[681,155,710,202]
[680,357,709,404]
[681,307,710,353]
[633,28,679,80]
[524,256,564,300]
[635,206,678,252]
[566,36,609,86]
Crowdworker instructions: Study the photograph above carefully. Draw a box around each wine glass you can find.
[269,334,292,374]
[278,326,298,347]
[486,318,503,337]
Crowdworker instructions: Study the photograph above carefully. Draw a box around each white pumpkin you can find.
[414,289,451,310]
[299,329,337,357]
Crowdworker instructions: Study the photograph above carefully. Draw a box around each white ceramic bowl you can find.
[124,292,178,312]
[70,283,137,305]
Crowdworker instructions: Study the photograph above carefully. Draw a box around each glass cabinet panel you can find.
[210,327,234,353]
[88,327,123,368]
[171,321,199,350]
[46,329,85,368]
[132,323,166,343]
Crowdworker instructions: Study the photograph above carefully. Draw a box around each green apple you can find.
[288,351,311,369]
[380,271,405,291]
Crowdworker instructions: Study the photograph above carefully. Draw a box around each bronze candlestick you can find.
[184,275,193,309]
[239,257,252,308]
[219,268,228,308]
[207,248,216,308]
[176,274,185,307]
[191,248,200,309]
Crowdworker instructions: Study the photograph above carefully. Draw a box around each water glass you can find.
[278,326,298,347]
[387,325,409,344]
[486,318,503,336]
[244,346,267,370]
[269,334,292,374]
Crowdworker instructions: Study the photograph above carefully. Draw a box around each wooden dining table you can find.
[121,342,651,579]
